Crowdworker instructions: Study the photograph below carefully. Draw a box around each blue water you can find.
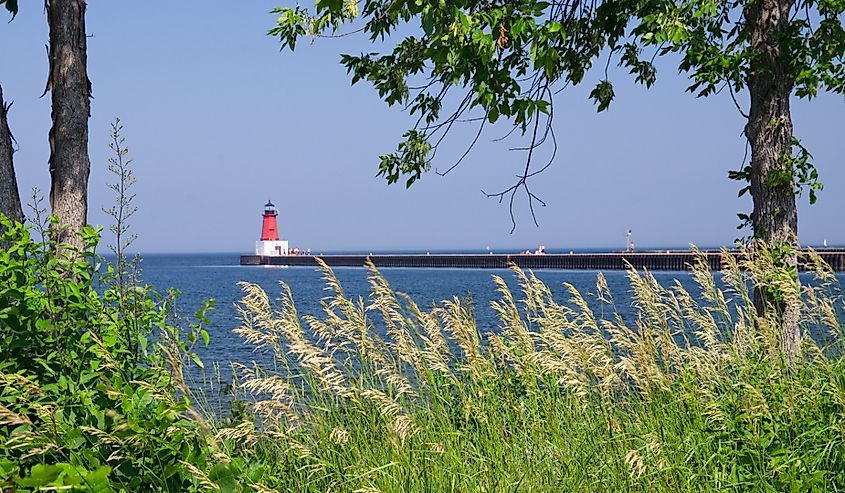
[138,254,844,375]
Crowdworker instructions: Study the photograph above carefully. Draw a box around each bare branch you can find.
[726,82,749,119]
[436,116,487,177]
[481,82,551,233]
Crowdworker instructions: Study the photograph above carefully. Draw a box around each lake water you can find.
[139,254,844,377]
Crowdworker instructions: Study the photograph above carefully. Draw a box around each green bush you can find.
[0,215,232,492]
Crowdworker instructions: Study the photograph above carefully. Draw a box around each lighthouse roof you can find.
[265,200,275,208]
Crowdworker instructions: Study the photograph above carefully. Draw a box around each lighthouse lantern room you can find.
[255,200,289,256]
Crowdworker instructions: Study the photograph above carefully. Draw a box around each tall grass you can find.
[220,248,845,492]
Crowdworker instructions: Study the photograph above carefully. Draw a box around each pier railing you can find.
[240,250,845,271]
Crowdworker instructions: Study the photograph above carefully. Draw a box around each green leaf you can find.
[85,466,112,493]
[422,9,434,36]
[209,463,237,493]
[589,80,615,112]
[488,106,499,123]
[190,352,205,369]
[65,428,86,450]
[18,464,63,487]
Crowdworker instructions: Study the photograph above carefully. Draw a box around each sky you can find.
[1,2,842,253]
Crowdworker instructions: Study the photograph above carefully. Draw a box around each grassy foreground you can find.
[221,253,845,492]
[3,212,845,491]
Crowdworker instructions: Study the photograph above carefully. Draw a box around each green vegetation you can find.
[3,139,845,491]
[0,215,227,491]
[1,1,842,489]
[220,253,845,491]
[3,212,845,491]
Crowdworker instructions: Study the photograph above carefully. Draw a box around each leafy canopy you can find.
[270,0,843,223]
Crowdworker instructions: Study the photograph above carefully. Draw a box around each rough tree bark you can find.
[0,86,24,224]
[46,0,91,249]
[744,0,801,357]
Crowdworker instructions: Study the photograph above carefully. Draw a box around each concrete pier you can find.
[240,250,845,271]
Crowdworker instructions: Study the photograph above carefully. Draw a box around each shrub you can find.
[0,215,233,492]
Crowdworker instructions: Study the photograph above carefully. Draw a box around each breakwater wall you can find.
[240,250,845,271]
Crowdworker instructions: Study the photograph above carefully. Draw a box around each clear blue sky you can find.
[1,2,842,253]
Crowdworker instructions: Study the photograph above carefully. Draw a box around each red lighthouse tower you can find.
[260,200,280,241]
[255,200,289,256]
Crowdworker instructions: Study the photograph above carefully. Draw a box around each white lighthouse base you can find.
[256,240,289,256]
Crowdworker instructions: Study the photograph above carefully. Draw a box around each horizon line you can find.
[114,243,845,256]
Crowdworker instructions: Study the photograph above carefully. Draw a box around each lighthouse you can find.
[255,200,289,256]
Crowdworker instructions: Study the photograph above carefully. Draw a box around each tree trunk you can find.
[744,0,801,357]
[46,0,91,250]
[0,86,24,224]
